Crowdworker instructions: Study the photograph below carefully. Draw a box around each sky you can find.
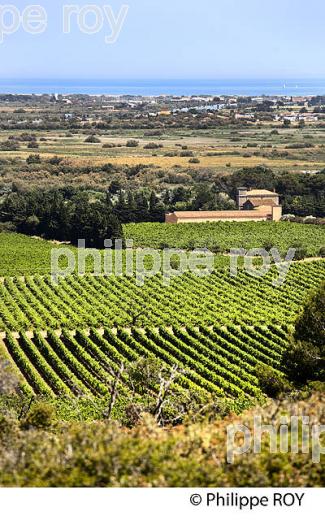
[0,0,324,80]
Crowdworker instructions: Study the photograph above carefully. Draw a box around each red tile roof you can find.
[244,198,278,207]
[247,189,279,196]
[171,209,272,219]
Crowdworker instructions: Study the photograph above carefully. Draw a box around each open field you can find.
[1,127,324,189]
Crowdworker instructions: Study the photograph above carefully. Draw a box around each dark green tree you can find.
[283,283,325,384]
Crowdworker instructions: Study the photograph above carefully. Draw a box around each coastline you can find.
[1,78,325,96]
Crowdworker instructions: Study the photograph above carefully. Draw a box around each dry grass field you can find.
[1,126,324,176]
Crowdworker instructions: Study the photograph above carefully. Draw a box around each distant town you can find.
[0,93,324,130]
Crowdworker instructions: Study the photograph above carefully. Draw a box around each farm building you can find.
[165,188,282,223]
[236,187,280,209]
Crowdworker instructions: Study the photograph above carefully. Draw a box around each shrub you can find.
[281,214,296,222]
[285,143,314,149]
[19,133,37,142]
[0,222,16,232]
[21,402,57,430]
[0,414,20,445]
[303,216,317,224]
[26,154,41,164]
[126,140,139,148]
[263,241,275,252]
[257,365,291,397]
[1,394,325,486]
[85,135,101,143]
[144,142,162,150]
[295,248,307,260]
[0,361,20,395]
[0,140,20,151]
[48,156,63,165]
[210,244,222,254]
[291,242,307,260]
[27,142,39,149]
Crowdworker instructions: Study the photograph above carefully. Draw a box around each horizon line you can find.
[1,77,325,82]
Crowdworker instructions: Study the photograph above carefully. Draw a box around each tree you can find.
[126,357,187,425]
[171,186,191,205]
[192,186,213,210]
[149,191,165,222]
[134,192,149,222]
[114,191,128,222]
[70,194,124,248]
[295,282,325,348]
[163,189,171,206]
[21,215,40,235]
[191,185,235,211]
[291,241,307,261]
[224,166,276,196]
[105,214,124,245]
[108,179,122,195]
[283,283,325,384]
[257,365,291,397]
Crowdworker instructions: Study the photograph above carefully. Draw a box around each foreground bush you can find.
[0,393,324,487]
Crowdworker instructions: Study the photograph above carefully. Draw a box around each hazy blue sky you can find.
[0,0,324,79]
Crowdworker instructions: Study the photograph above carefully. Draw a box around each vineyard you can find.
[124,220,325,255]
[1,325,283,399]
[1,223,325,277]
[0,261,324,332]
[0,259,324,400]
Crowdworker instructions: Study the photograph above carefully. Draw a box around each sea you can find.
[0,78,324,97]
